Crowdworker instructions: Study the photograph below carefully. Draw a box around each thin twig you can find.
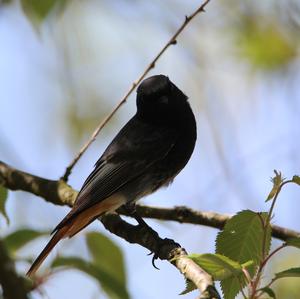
[250,244,287,299]
[257,277,278,298]
[61,0,212,181]
[266,180,293,226]
[257,180,294,289]
[260,244,287,281]
[250,177,293,299]
[259,180,293,277]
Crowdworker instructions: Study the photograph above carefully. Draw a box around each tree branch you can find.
[101,214,220,298]
[0,240,29,299]
[1,160,300,298]
[0,160,222,298]
[61,0,212,182]
[119,205,300,241]
[1,161,299,242]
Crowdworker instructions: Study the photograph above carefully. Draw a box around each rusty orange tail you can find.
[26,194,125,277]
[26,226,69,277]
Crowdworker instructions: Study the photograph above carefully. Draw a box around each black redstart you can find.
[27,74,197,277]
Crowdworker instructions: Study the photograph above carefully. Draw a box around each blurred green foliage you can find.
[51,231,129,299]
[65,99,110,146]
[235,17,297,71]
[0,186,9,224]
[273,254,300,299]
[86,232,127,288]
[2,227,129,299]
[286,237,300,249]
[3,229,50,256]
[52,256,129,299]
[20,0,66,26]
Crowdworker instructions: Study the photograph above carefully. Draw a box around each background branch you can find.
[0,160,222,298]
[1,161,299,241]
[119,205,300,241]
[0,240,29,299]
[61,0,212,182]
[101,214,220,299]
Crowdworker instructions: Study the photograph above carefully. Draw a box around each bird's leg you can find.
[123,203,180,269]
[123,202,149,227]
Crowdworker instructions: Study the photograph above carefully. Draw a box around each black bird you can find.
[27,74,197,277]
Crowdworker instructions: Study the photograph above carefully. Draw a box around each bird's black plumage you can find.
[27,74,197,277]
[55,75,196,230]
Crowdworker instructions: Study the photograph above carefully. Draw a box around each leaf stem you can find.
[250,178,293,298]
[260,244,286,271]
[250,244,286,298]
[266,180,293,226]
[261,180,293,267]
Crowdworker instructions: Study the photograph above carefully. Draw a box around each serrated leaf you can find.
[266,170,284,202]
[216,210,271,299]
[180,278,197,295]
[285,237,300,249]
[187,253,251,281]
[0,186,9,224]
[3,229,50,255]
[51,256,129,299]
[259,287,276,298]
[275,267,300,279]
[86,232,126,286]
[292,175,300,186]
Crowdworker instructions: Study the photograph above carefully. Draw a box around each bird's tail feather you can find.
[26,194,126,277]
[26,226,69,278]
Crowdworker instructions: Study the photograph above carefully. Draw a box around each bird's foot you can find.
[148,237,181,270]
[123,203,180,269]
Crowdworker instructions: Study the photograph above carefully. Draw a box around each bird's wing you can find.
[53,117,178,232]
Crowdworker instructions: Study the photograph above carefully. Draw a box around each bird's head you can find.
[136,75,189,125]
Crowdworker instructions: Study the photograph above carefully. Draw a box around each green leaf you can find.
[180,279,197,295]
[51,256,129,299]
[216,210,271,299]
[258,287,276,298]
[266,170,284,202]
[292,175,300,186]
[86,232,126,286]
[187,253,252,281]
[3,229,49,255]
[275,268,300,279]
[0,186,9,224]
[285,237,300,249]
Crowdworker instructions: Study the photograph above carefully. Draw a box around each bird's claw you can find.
[147,251,160,270]
[147,237,179,270]
[151,254,160,270]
